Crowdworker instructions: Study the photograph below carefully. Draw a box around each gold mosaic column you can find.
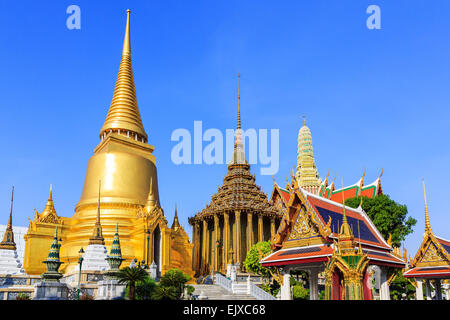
[270,217,276,241]
[235,210,241,263]
[213,215,219,273]
[247,212,253,250]
[202,219,207,272]
[223,213,229,268]
[205,220,210,272]
[193,222,200,272]
[258,215,264,242]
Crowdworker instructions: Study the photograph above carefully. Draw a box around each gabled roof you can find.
[305,191,390,250]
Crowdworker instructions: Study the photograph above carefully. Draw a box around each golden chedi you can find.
[23,10,193,278]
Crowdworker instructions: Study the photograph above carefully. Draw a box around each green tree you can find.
[345,195,416,247]
[135,277,157,300]
[243,241,272,279]
[152,285,178,300]
[159,268,191,300]
[116,267,149,300]
[389,272,417,300]
[292,284,309,300]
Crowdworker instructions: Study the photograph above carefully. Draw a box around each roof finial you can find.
[422,178,432,233]
[302,114,306,126]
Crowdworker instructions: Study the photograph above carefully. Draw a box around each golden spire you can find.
[338,179,355,251]
[40,184,58,218]
[89,180,105,245]
[171,204,180,230]
[145,177,159,212]
[422,178,432,233]
[0,186,16,250]
[99,9,147,142]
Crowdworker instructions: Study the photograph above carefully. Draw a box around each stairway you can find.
[192,284,256,300]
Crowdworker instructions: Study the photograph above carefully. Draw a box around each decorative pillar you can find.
[258,215,264,243]
[202,219,207,273]
[280,270,292,300]
[247,212,253,251]
[214,215,219,273]
[445,283,450,300]
[425,279,432,300]
[379,267,390,300]
[223,213,230,270]
[415,279,424,300]
[192,222,197,272]
[270,217,276,241]
[205,220,210,273]
[309,268,319,300]
[235,211,241,264]
[434,279,442,300]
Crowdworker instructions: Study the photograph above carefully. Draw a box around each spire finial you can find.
[422,178,432,233]
[49,184,53,200]
[302,114,306,126]
[96,180,101,223]
[230,73,246,164]
[123,9,131,56]
[171,203,180,230]
[89,180,104,245]
[7,186,14,229]
[237,72,241,130]
[1,187,14,245]
[0,186,16,250]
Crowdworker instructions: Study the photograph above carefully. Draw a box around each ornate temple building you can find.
[22,10,193,278]
[271,119,383,215]
[403,180,450,300]
[261,119,405,300]
[188,75,283,276]
[261,177,406,300]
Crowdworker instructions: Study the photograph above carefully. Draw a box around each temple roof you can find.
[99,10,147,141]
[271,170,383,208]
[262,181,405,268]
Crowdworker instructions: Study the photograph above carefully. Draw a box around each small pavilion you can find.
[403,181,450,300]
[261,178,405,300]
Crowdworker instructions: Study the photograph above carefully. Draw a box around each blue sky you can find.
[0,0,449,255]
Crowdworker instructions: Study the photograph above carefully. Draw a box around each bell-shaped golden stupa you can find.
[23,10,193,278]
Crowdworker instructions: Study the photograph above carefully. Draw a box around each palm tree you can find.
[116,267,149,300]
[152,286,178,300]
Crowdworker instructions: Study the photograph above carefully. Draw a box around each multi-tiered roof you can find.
[189,74,281,223]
